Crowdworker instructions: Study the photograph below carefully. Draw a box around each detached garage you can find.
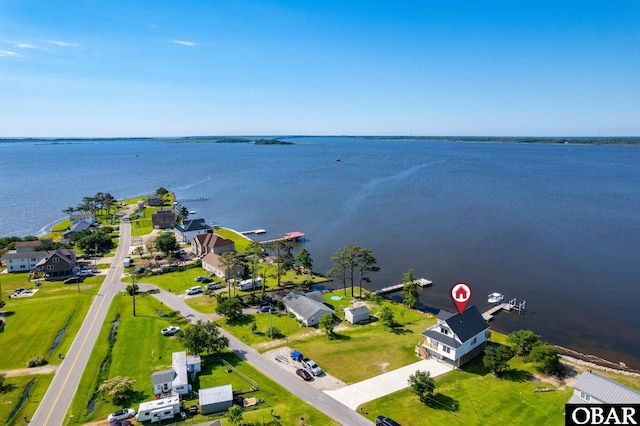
[199,384,233,415]
[345,305,369,324]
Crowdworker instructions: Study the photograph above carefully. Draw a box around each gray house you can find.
[344,305,370,324]
[568,371,640,404]
[199,385,233,414]
[282,291,333,327]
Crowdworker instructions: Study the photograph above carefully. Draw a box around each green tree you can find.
[483,345,514,376]
[215,297,244,323]
[63,206,76,216]
[155,187,169,197]
[155,233,178,257]
[220,251,242,297]
[176,206,189,225]
[74,228,113,254]
[507,329,542,357]
[295,248,313,276]
[408,370,436,404]
[318,314,335,339]
[227,405,243,425]
[401,269,420,308]
[246,241,266,294]
[103,192,116,216]
[179,320,229,356]
[327,244,360,296]
[525,344,562,375]
[270,240,294,287]
[356,248,379,298]
[98,376,136,405]
[379,305,395,330]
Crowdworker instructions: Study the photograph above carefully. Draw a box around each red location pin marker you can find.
[451,282,472,314]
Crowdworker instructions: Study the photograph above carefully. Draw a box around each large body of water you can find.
[1,137,639,368]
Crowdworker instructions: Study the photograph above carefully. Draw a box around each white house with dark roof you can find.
[418,306,490,367]
[283,290,333,327]
[174,218,212,243]
[1,240,53,272]
[568,371,640,404]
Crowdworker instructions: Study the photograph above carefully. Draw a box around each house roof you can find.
[176,218,212,233]
[345,305,369,316]
[194,233,234,250]
[151,369,175,385]
[570,371,640,404]
[15,241,41,249]
[67,221,91,233]
[283,291,333,322]
[442,306,488,343]
[422,329,462,348]
[202,252,223,269]
[172,351,188,387]
[199,384,233,405]
[437,309,455,321]
[35,248,76,267]
[1,251,47,261]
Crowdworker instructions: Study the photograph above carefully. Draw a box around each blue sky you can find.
[1,1,638,137]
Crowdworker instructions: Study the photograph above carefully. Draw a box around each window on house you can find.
[442,345,451,354]
[580,392,591,401]
[53,257,59,263]
[472,337,477,345]
[440,327,449,335]
[47,265,54,270]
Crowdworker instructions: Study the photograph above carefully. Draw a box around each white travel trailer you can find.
[238,278,262,291]
[137,395,180,423]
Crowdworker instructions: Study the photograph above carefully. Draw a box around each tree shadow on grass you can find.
[330,332,352,341]
[501,368,533,382]
[390,325,414,335]
[458,357,490,376]
[226,314,254,327]
[427,392,460,411]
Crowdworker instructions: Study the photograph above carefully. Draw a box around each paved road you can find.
[31,218,132,426]
[141,284,374,426]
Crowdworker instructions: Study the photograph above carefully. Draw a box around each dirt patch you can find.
[0,364,58,377]
[263,346,347,391]
[376,362,391,373]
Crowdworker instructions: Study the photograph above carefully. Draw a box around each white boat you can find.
[488,293,504,304]
[189,210,196,214]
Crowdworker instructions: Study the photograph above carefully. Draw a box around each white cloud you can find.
[44,40,78,47]
[17,43,40,49]
[0,49,21,57]
[173,40,196,47]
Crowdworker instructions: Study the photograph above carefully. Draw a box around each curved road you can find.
[31,217,132,426]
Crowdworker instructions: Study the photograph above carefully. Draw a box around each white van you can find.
[186,285,202,295]
[123,257,131,268]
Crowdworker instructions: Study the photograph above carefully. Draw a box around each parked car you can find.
[188,405,198,415]
[161,326,181,336]
[290,351,303,362]
[194,276,210,282]
[135,267,145,274]
[76,269,94,277]
[260,304,276,313]
[63,276,83,284]
[186,285,203,295]
[302,358,323,376]
[375,416,402,426]
[205,282,222,290]
[296,368,312,381]
[107,408,136,422]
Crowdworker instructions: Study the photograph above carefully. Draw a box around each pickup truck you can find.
[302,358,323,376]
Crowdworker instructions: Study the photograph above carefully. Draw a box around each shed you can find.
[199,384,233,415]
[344,305,370,324]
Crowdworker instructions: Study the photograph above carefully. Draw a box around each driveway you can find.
[325,358,453,410]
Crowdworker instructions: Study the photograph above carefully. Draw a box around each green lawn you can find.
[214,228,254,253]
[0,373,55,426]
[66,292,338,425]
[0,273,102,370]
[360,357,570,426]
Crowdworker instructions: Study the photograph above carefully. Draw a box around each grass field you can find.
[0,272,102,425]
[66,292,338,425]
[360,356,570,426]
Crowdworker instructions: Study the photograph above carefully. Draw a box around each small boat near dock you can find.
[488,292,504,304]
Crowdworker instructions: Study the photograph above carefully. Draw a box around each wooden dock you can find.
[259,231,305,245]
[482,298,526,321]
[373,278,432,295]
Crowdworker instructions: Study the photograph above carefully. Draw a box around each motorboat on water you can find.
[488,292,504,304]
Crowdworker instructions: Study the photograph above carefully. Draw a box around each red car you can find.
[296,368,312,381]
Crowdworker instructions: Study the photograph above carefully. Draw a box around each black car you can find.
[296,368,312,381]
[63,276,82,284]
[376,416,401,426]
[260,305,276,313]
[189,405,198,415]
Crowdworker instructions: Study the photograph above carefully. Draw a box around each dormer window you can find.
[580,391,591,402]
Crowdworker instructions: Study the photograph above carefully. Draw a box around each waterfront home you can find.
[283,291,334,327]
[69,213,96,225]
[417,306,489,368]
[174,218,212,243]
[62,221,93,240]
[201,252,244,279]
[191,233,234,257]
[568,371,640,404]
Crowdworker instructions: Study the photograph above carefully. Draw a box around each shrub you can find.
[27,356,48,368]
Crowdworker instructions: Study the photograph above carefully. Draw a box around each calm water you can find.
[1,137,639,368]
